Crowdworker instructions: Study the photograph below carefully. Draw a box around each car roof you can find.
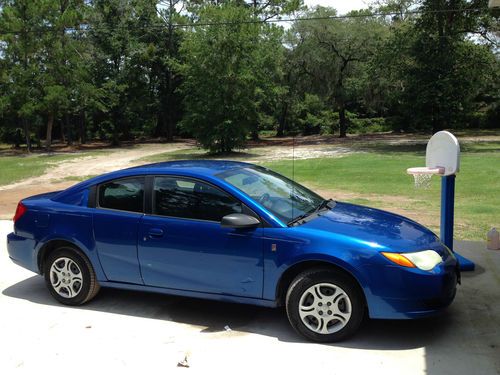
[126,159,253,176]
[53,160,256,201]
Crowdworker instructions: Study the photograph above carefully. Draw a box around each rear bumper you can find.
[364,255,458,319]
[6,232,39,274]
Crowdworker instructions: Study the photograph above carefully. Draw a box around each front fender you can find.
[263,250,373,300]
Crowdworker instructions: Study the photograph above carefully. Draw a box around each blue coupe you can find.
[7,160,459,342]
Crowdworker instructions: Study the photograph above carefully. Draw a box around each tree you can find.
[179,3,283,153]
[291,7,388,137]
[38,0,89,149]
[88,0,144,145]
[0,0,46,151]
[400,0,498,132]
[149,0,186,141]
[371,0,421,21]
[187,0,303,20]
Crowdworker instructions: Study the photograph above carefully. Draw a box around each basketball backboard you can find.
[426,131,460,176]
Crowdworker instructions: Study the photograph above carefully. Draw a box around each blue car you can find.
[7,160,458,342]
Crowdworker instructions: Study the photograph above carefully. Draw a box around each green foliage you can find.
[179,3,283,153]
[288,7,389,137]
[289,94,337,135]
[346,114,392,134]
[375,0,500,132]
[0,0,498,152]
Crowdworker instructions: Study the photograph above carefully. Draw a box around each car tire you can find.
[286,268,364,342]
[44,247,100,305]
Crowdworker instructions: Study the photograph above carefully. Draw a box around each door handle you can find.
[148,228,164,238]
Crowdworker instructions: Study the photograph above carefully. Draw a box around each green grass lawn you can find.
[262,151,499,241]
[0,152,103,186]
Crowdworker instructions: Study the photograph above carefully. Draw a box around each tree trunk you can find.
[60,116,66,144]
[46,112,54,150]
[164,3,175,143]
[251,128,259,141]
[277,102,288,137]
[14,128,21,149]
[65,113,73,145]
[165,109,174,142]
[154,111,164,138]
[339,104,347,138]
[22,118,31,153]
[111,108,120,146]
[79,111,86,144]
[122,116,130,141]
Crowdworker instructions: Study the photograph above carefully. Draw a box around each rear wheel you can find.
[286,268,364,342]
[44,247,100,305]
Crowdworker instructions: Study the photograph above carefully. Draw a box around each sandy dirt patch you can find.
[0,143,193,218]
[243,145,354,162]
[0,182,75,218]
[0,143,191,192]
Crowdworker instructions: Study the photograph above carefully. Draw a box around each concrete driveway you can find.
[1,220,499,374]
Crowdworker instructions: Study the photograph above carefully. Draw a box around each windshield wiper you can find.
[287,199,336,226]
[287,209,316,226]
[315,198,335,212]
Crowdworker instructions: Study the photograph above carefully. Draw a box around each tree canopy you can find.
[0,0,498,152]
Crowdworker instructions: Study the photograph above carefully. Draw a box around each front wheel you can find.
[286,268,365,342]
[44,247,100,305]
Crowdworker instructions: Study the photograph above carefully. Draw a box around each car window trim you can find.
[88,185,97,208]
[149,174,265,225]
[95,175,146,214]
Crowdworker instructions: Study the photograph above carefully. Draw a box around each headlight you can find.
[381,250,443,271]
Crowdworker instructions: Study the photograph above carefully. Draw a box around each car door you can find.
[93,176,144,285]
[138,176,264,298]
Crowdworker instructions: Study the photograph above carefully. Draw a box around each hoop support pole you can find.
[441,175,475,271]
[441,175,455,250]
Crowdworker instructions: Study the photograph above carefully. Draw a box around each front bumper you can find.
[363,252,458,319]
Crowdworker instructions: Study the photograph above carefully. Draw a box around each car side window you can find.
[98,177,145,213]
[154,176,242,221]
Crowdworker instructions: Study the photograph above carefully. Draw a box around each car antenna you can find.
[292,132,295,220]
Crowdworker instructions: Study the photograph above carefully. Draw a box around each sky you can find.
[304,0,369,14]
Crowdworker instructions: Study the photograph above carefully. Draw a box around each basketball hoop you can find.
[407,166,445,189]
[406,131,460,189]
[404,131,474,271]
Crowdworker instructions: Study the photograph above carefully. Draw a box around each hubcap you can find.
[49,257,83,298]
[298,283,352,335]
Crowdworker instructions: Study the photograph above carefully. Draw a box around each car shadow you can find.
[2,275,457,350]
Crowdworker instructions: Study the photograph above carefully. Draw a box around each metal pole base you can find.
[455,252,475,271]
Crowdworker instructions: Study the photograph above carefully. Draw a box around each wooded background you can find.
[0,0,498,153]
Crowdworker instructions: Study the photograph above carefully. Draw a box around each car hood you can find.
[300,201,441,252]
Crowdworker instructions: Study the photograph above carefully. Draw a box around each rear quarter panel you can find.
[13,196,106,281]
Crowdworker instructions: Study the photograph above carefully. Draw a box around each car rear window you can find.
[98,177,144,213]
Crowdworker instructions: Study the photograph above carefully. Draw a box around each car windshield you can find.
[216,166,324,225]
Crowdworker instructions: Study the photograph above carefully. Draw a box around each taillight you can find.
[13,202,27,223]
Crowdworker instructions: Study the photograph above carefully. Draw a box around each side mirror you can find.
[221,213,260,229]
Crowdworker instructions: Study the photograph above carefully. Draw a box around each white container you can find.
[489,0,500,10]
[487,228,500,250]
